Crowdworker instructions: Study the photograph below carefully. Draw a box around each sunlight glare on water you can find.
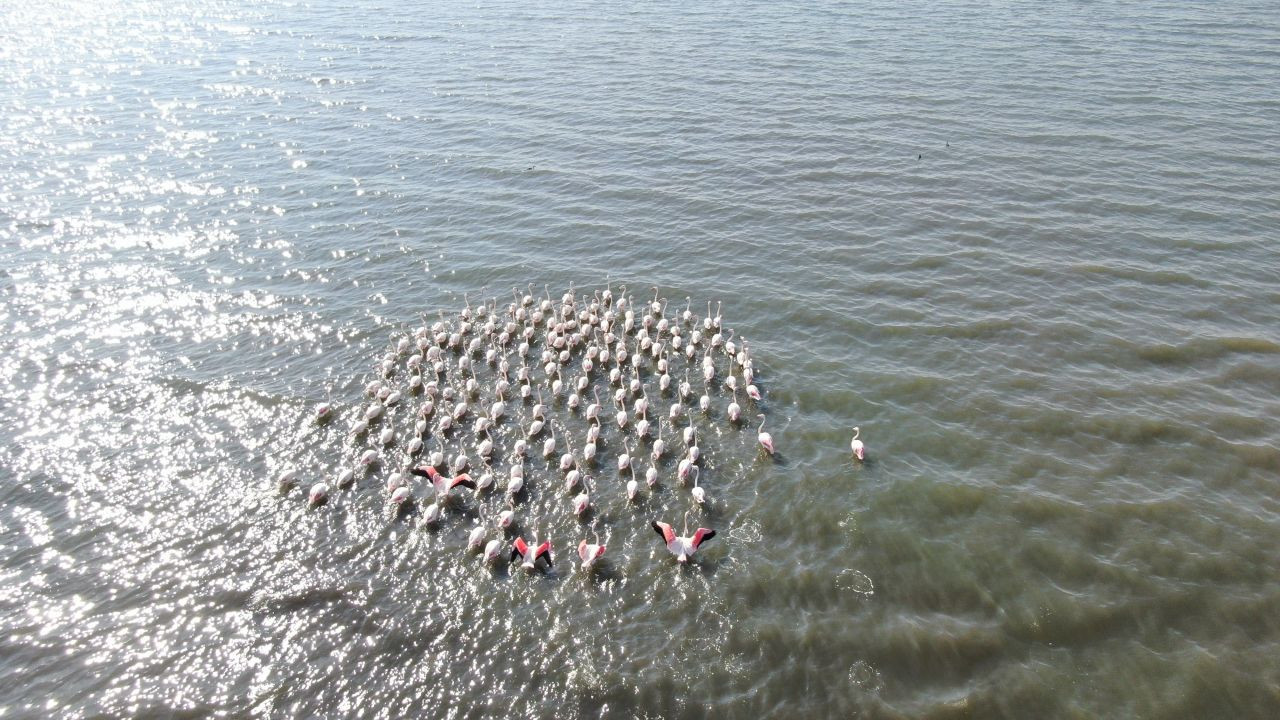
[2,0,1280,718]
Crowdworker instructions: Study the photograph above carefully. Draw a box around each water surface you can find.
[2,1,1279,717]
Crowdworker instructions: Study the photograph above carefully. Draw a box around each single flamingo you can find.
[756,414,774,456]
[511,534,553,572]
[652,512,716,564]
[850,427,866,461]
[578,528,606,571]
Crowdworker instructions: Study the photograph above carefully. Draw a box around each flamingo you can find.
[390,485,412,506]
[451,452,470,475]
[467,514,487,552]
[572,476,592,517]
[757,414,774,455]
[542,423,557,459]
[678,458,695,485]
[506,464,525,497]
[565,461,582,492]
[314,401,333,425]
[652,512,716,564]
[626,464,640,501]
[559,435,575,471]
[308,483,328,506]
[617,439,632,472]
[420,499,442,526]
[577,528,606,571]
[410,465,477,504]
[498,498,517,530]
[586,387,601,422]
[727,388,741,423]
[483,537,504,563]
[691,472,706,505]
[850,427,866,461]
[511,534,553,572]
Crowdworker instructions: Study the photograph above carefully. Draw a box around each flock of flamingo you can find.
[279,284,867,574]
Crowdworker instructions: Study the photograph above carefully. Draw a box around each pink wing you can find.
[534,541,552,567]
[691,528,717,550]
[511,537,528,561]
[652,521,675,544]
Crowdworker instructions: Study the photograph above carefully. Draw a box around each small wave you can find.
[848,660,883,692]
[1070,262,1209,288]
[729,521,762,543]
[836,569,875,596]
[1135,336,1280,366]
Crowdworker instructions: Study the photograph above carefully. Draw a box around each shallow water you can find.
[2,1,1279,717]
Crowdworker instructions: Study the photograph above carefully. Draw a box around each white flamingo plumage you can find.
[850,426,865,461]
[756,414,774,456]
[652,512,716,564]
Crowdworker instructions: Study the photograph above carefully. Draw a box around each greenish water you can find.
[2,1,1279,717]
